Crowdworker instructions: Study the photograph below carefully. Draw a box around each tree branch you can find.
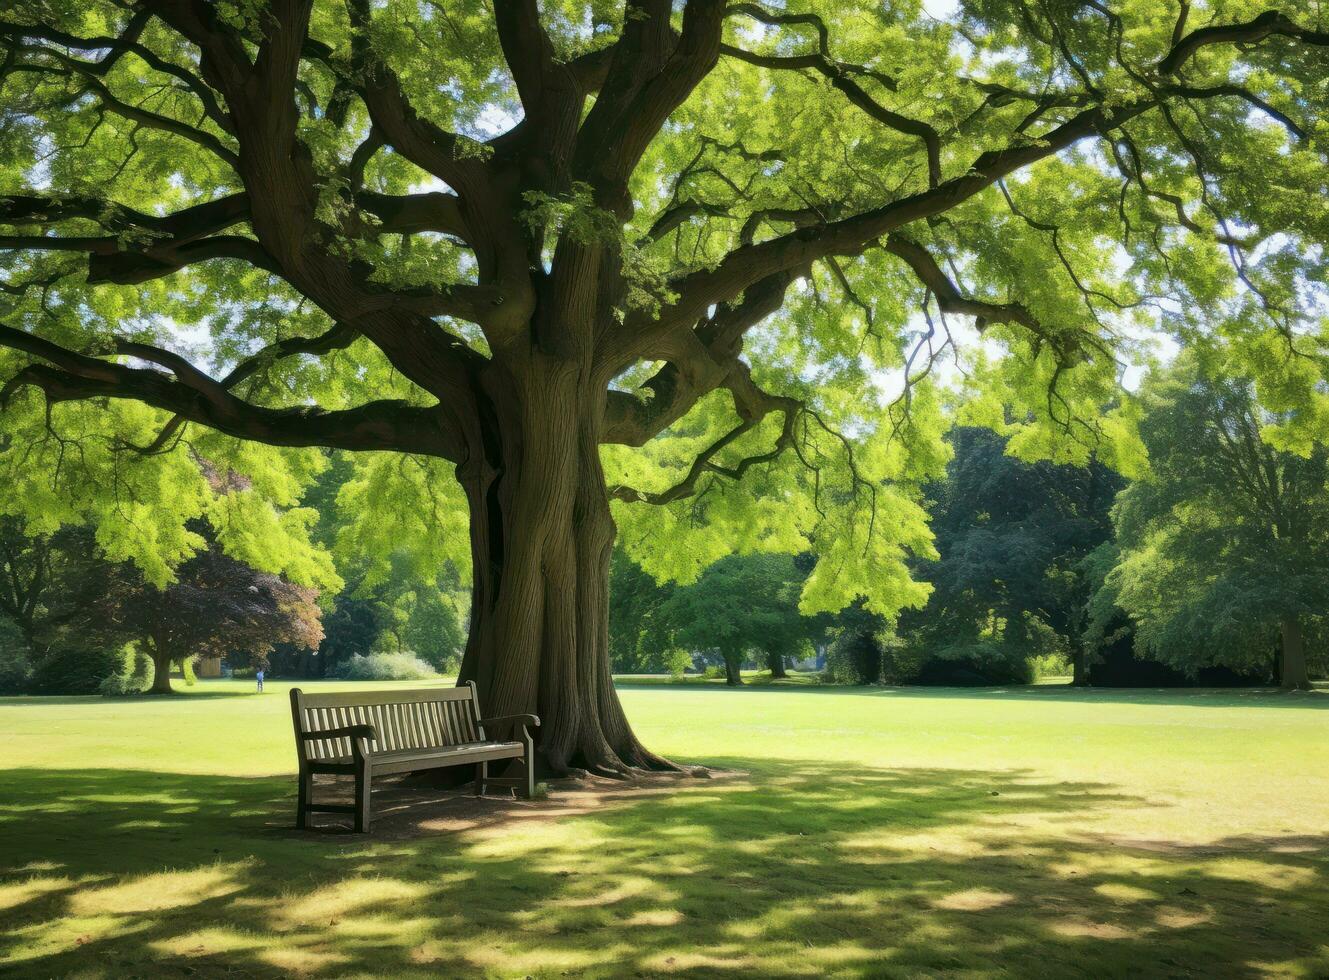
[0,323,463,460]
[1159,9,1329,75]
[630,101,1152,359]
[881,235,1047,334]
[610,362,802,505]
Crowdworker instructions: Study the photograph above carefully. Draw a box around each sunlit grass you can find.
[1,680,1327,977]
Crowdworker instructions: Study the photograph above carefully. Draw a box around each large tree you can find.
[2,2,1328,771]
[1109,356,1329,690]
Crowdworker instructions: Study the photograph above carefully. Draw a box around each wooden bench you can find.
[289,682,539,832]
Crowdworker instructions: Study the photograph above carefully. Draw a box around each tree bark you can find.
[456,357,678,777]
[767,652,787,679]
[1280,617,1311,692]
[1070,646,1089,687]
[148,648,174,695]
[723,651,743,686]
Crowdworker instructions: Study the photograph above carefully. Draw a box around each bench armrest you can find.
[477,713,540,732]
[301,724,377,742]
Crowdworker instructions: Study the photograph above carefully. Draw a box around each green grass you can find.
[611,668,824,685]
[2,680,1328,977]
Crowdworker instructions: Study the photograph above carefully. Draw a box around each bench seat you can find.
[308,740,526,774]
[291,682,539,831]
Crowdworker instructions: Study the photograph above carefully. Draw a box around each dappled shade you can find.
[2,718,1328,975]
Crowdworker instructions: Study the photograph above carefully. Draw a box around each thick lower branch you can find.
[0,324,464,459]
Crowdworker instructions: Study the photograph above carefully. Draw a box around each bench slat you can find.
[421,700,439,747]
[398,703,411,748]
[394,702,409,749]
[370,741,524,776]
[297,687,474,708]
[412,701,431,748]
[307,708,322,760]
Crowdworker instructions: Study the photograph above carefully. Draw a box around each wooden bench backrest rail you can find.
[292,683,482,762]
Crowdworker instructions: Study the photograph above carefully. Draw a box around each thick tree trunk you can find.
[149,649,173,695]
[456,357,678,777]
[723,652,743,686]
[767,652,787,679]
[1280,617,1311,692]
[1070,646,1089,687]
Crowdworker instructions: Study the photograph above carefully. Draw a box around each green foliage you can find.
[886,426,1120,683]
[608,386,947,625]
[1107,355,1329,679]
[331,454,470,591]
[660,648,693,679]
[658,553,821,679]
[395,589,465,675]
[2,0,1329,681]
[99,645,153,697]
[0,396,341,592]
[608,547,677,674]
[825,629,882,686]
[300,452,468,676]
[333,652,439,682]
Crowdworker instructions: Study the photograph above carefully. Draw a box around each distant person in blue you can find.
[256,668,265,693]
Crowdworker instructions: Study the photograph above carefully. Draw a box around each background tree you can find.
[0,519,111,659]
[660,553,814,685]
[1109,357,1329,690]
[824,599,888,685]
[249,449,468,678]
[897,426,1122,684]
[91,525,326,693]
[0,517,58,659]
[608,546,681,674]
[3,2,1328,769]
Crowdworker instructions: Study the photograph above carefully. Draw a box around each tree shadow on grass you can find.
[1,762,1325,978]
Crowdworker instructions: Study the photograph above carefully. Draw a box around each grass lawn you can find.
[2,681,1327,978]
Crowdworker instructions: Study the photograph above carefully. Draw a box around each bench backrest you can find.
[290,683,484,763]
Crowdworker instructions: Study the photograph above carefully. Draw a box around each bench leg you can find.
[295,772,311,829]
[354,762,372,833]
[523,747,536,799]
[474,761,487,797]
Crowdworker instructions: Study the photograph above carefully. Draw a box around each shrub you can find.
[826,629,922,685]
[663,648,692,678]
[99,645,153,697]
[28,647,122,695]
[334,651,438,681]
[825,630,879,684]
[910,639,1036,686]
[1029,651,1073,679]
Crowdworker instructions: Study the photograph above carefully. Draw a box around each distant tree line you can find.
[0,517,321,694]
[4,360,1325,695]
[609,357,1329,690]
[0,452,467,695]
